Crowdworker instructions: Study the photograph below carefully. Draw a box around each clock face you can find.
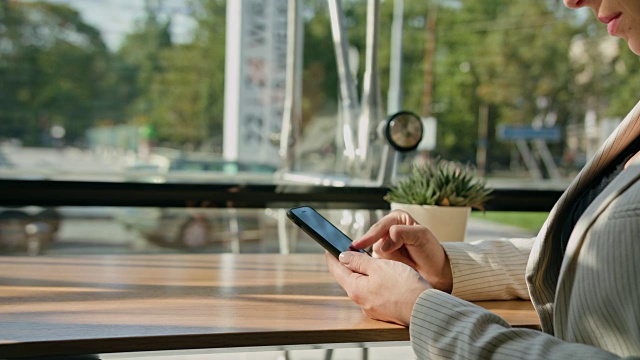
[386,112,423,151]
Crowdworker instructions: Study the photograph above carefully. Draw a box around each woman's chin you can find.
[627,38,640,55]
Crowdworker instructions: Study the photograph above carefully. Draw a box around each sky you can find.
[33,0,198,51]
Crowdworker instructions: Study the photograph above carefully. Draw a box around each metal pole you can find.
[379,0,405,186]
[279,0,304,172]
[358,0,383,179]
[387,0,404,114]
[477,103,489,177]
[328,0,360,171]
[421,1,438,118]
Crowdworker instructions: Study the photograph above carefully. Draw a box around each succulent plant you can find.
[385,159,493,210]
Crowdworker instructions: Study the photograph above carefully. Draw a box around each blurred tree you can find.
[608,44,640,116]
[117,0,172,132]
[301,2,338,126]
[0,1,112,145]
[117,0,226,149]
[464,1,581,169]
[398,0,585,170]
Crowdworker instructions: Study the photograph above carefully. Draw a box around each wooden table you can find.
[0,254,540,358]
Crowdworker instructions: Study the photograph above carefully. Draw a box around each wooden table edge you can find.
[0,328,410,358]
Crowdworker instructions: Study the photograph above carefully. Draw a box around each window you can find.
[2,0,636,256]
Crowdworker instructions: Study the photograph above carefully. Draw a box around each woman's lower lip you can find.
[607,17,621,35]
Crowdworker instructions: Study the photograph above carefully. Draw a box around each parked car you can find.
[120,148,278,184]
[0,207,61,255]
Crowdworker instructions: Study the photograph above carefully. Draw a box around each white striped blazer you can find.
[410,100,640,359]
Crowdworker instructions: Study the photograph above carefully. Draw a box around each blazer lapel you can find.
[553,159,640,337]
[527,100,640,333]
[560,159,640,280]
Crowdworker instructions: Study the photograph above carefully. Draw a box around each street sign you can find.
[497,125,561,143]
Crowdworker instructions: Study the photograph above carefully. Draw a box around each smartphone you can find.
[287,206,369,258]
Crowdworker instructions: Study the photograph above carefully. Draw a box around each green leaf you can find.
[386,158,493,208]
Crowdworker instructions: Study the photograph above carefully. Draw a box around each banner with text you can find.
[223,0,288,167]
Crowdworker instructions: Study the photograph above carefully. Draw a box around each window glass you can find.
[0,206,542,256]
[1,1,637,188]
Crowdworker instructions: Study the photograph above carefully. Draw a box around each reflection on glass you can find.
[0,207,546,257]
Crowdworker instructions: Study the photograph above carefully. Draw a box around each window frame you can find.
[0,179,561,211]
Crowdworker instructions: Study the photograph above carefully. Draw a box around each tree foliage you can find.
[115,0,226,147]
[2,0,638,175]
[0,0,111,144]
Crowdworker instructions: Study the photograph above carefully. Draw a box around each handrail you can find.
[0,179,561,211]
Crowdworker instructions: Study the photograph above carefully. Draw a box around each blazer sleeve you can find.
[410,289,634,360]
[441,237,534,301]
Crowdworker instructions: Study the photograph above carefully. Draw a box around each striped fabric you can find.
[445,237,532,301]
[409,100,640,359]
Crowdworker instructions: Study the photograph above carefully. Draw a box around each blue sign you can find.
[497,125,561,142]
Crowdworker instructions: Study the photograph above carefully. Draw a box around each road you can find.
[0,144,128,181]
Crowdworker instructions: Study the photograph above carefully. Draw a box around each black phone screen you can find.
[287,206,366,258]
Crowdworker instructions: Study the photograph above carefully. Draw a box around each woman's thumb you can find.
[339,251,373,274]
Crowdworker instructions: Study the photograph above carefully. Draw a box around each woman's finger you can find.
[371,225,433,258]
[352,211,417,249]
[339,251,375,275]
[388,224,436,248]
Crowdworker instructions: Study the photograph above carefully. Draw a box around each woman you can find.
[326,0,640,358]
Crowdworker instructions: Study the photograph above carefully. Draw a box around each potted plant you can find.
[385,159,493,242]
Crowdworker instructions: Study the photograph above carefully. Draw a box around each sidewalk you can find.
[466,216,538,242]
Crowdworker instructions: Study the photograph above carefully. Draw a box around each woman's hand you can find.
[326,251,430,326]
[351,210,453,293]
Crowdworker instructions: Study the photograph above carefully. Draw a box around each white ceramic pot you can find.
[390,203,471,242]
